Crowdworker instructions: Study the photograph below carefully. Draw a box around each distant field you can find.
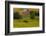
[13,17,39,28]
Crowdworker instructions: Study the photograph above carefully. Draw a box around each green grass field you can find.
[13,16,39,28]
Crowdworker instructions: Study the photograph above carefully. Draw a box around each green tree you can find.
[14,12,22,19]
[30,11,35,19]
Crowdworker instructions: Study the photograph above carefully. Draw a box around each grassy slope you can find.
[13,17,39,28]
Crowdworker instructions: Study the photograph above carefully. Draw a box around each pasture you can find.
[13,16,39,28]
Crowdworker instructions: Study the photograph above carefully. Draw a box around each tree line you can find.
[14,11,39,19]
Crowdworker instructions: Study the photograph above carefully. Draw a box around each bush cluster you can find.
[30,11,39,19]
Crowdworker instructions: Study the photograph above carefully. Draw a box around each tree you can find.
[14,12,22,19]
[30,11,35,19]
[35,11,39,16]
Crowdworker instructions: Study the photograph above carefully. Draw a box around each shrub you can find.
[23,20,28,23]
